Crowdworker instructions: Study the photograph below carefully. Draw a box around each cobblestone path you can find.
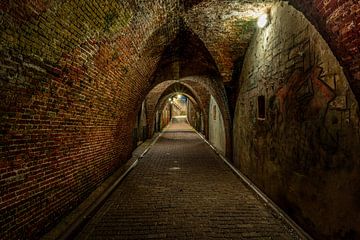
[76,119,301,240]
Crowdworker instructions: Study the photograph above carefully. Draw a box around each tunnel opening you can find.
[1,1,360,239]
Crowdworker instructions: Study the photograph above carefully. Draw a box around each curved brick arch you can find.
[0,2,184,238]
[157,92,201,117]
[146,81,206,136]
[1,0,359,238]
[150,75,232,158]
[144,80,176,136]
[156,83,205,112]
[179,76,233,158]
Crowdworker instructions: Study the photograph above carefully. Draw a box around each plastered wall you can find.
[209,96,226,156]
[233,3,360,239]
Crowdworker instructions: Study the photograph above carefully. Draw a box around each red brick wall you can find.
[0,1,178,238]
[0,2,233,237]
[145,81,179,138]
[1,0,359,239]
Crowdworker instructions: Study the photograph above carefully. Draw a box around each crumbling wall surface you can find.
[233,3,360,240]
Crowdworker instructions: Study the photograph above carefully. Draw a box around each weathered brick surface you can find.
[184,1,273,82]
[0,0,359,238]
[0,1,180,239]
[182,80,211,137]
[160,104,171,130]
[289,0,360,104]
[234,3,360,239]
[75,120,301,240]
[145,81,175,137]
[187,100,203,132]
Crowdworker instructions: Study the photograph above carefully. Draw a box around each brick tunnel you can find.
[1,1,360,239]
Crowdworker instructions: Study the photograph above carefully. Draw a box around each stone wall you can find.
[233,3,360,240]
[1,0,359,238]
[209,96,226,156]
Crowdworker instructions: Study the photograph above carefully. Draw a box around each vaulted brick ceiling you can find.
[2,0,358,87]
[1,0,272,86]
[150,26,220,83]
[144,0,273,83]
[1,0,358,132]
[1,0,359,137]
[184,0,272,81]
[1,1,359,239]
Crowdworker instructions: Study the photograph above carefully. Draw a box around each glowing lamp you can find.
[257,14,269,28]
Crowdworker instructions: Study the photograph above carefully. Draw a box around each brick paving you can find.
[75,119,302,240]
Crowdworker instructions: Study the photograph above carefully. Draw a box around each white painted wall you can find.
[209,96,226,155]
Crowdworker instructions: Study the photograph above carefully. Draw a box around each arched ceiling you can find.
[150,25,220,84]
[183,0,272,81]
[145,80,208,135]
[146,81,206,120]
[1,0,359,107]
[157,82,203,108]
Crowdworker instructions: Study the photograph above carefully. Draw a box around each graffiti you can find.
[234,6,360,239]
[236,5,360,170]
[268,23,357,152]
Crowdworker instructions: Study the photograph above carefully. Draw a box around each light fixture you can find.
[257,13,269,28]
[177,94,182,99]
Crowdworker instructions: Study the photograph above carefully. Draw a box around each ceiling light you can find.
[257,13,269,28]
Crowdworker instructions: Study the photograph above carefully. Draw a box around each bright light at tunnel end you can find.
[257,13,269,28]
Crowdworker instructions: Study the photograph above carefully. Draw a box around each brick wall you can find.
[0,1,179,238]
[2,0,358,239]
[0,2,234,237]
[187,100,202,132]
[160,103,171,130]
[289,0,360,103]
[182,80,211,136]
[233,3,360,239]
[145,81,175,137]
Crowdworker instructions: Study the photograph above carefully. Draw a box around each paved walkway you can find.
[76,118,301,239]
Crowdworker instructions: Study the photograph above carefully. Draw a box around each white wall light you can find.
[257,13,269,28]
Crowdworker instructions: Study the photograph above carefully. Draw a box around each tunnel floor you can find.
[75,118,302,239]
